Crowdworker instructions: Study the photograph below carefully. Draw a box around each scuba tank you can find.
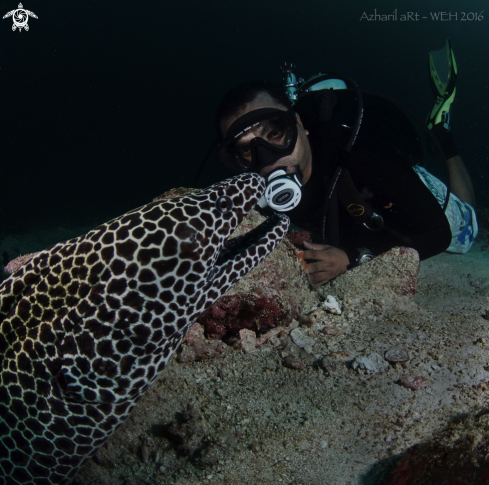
[280,62,450,245]
[280,62,373,245]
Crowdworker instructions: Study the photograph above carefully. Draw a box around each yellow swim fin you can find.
[426,39,457,130]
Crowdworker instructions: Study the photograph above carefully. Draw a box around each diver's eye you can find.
[216,196,233,214]
[236,145,251,159]
[266,128,287,145]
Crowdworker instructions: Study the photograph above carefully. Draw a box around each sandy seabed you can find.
[72,235,489,485]
[1,208,488,485]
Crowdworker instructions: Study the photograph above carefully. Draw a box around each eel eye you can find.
[216,196,233,214]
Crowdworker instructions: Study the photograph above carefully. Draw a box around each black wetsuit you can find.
[289,91,452,261]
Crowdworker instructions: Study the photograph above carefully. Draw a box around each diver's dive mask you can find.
[257,168,303,212]
[217,108,299,174]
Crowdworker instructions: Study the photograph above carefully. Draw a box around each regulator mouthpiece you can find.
[258,168,303,212]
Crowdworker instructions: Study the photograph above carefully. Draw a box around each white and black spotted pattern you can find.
[0,173,289,485]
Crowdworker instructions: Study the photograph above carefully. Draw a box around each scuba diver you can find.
[213,39,478,288]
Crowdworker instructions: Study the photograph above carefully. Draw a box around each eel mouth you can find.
[210,213,290,281]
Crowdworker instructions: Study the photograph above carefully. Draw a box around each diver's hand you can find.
[302,241,350,289]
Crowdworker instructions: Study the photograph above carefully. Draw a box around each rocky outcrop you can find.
[383,410,489,485]
[197,210,318,341]
[319,246,420,302]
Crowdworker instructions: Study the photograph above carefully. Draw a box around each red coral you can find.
[198,294,284,340]
[286,230,312,249]
[254,297,281,332]
[218,295,241,315]
[210,306,227,319]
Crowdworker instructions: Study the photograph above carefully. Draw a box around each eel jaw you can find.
[208,213,290,287]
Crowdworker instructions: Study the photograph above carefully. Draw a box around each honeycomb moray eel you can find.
[0,173,290,485]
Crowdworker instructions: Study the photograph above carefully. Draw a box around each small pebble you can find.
[322,295,342,315]
[329,351,348,360]
[384,348,409,363]
[290,328,316,354]
[256,326,285,346]
[237,329,257,354]
[287,319,300,331]
[396,376,424,390]
[282,355,305,370]
[297,314,313,327]
[269,336,283,347]
[141,445,151,464]
[352,352,389,374]
[319,358,337,374]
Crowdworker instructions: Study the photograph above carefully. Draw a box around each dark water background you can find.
[0,0,487,245]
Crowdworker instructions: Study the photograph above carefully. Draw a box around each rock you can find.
[282,355,305,370]
[286,319,300,331]
[318,246,420,303]
[351,352,389,374]
[322,295,342,315]
[309,308,326,321]
[307,308,333,331]
[256,326,285,346]
[290,328,316,354]
[197,210,318,340]
[382,408,489,485]
[237,329,257,354]
[384,348,410,363]
[297,314,314,327]
[319,358,337,375]
[177,323,225,363]
[396,376,424,391]
[269,336,283,347]
[140,444,151,465]
[329,351,348,360]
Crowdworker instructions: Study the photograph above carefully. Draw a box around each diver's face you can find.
[220,93,313,184]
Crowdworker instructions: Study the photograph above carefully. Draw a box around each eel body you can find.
[0,173,289,484]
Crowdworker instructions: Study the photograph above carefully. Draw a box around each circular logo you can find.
[13,8,28,28]
[273,189,293,205]
[346,203,365,218]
